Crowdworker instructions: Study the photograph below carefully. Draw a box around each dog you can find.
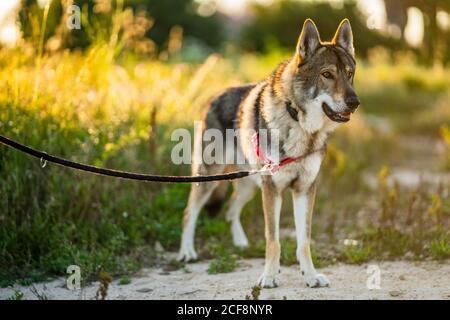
[178,19,360,288]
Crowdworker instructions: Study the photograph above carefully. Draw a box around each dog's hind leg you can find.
[178,163,224,262]
[225,177,256,248]
[258,176,282,288]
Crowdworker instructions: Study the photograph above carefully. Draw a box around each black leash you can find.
[0,135,256,183]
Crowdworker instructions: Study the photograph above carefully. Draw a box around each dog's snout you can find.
[345,95,360,111]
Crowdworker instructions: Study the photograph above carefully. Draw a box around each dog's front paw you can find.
[177,246,198,262]
[258,274,278,288]
[304,273,330,288]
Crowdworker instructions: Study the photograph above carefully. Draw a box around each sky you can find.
[0,0,436,48]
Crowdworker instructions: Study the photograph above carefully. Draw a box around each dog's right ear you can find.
[295,19,321,63]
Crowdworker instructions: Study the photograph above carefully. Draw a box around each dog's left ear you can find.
[333,19,355,57]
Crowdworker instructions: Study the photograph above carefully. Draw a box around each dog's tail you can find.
[204,180,229,217]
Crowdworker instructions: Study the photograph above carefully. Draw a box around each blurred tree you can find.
[126,0,225,50]
[18,0,63,45]
[17,0,225,53]
[384,0,450,64]
[239,0,401,58]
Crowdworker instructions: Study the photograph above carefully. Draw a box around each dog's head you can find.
[291,19,360,125]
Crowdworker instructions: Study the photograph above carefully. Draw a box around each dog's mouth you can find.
[322,102,352,123]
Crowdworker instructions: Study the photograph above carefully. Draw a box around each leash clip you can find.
[259,163,279,175]
[40,155,47,168]
[252,132,279,175]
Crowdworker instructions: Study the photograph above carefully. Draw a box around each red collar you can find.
[251,132,301,173]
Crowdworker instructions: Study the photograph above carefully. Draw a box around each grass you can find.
[431,235,450,260]
[207,250,239,274]
[1,11,449,288]
[440,124,450,169]
[342,245,372,264]
[245,285,262,300]
[7,290,25,300]
[118,275,131,285]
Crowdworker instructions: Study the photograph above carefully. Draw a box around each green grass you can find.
[7,290,25,300]
[207,251,239,274]
[431,235,450,260]
[342,245,372,264]
[118,275,131,285]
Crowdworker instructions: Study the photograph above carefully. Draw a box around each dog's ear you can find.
[333,19,355,57]
[296,19,321,62]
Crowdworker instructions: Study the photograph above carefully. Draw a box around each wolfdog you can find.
[178,19,360,288]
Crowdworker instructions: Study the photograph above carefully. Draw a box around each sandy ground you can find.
[1,259,449,300]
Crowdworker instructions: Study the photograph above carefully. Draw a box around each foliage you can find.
[207,251,238,274]
[118,274,131,285]
[239,1,401,57]
[7,290,25,300]
[245,285,261,300]
[17,0,225,54]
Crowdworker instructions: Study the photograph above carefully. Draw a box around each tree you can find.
[17,0,225,52]
[384,0,450,64]
[239,0,401,58]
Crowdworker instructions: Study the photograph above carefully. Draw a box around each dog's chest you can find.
[272,152,324,192]
[272,126,327,192]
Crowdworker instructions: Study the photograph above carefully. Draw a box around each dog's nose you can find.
[345,95,360,111]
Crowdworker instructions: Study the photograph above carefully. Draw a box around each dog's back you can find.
[204,84,255,133]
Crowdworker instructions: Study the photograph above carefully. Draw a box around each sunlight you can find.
[37,0,51,8]
[437,10,450,31]
[404,7,424,47]
[216,0,249,15]
[0,0,21,47]
[0,24,19,47]
[0,0,20,23]
[357,0,386,30]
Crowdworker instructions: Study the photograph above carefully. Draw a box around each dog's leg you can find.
[258,176,282,288]
[225,177,256,248]
[292,185,330,288]
[178,164,224,262]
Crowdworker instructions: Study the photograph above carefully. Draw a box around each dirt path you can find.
[1,259,449,300]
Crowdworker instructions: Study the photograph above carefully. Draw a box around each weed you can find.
[7,290,25,300]
[118,275,131,285]
[207,252,238,274]
[431,235,450,260]
[440,124,450,169]
[245,285,261,300]
[280,238,297,266]
[427,193,442,224]
[96,272,112,300]
[342,244,372,264]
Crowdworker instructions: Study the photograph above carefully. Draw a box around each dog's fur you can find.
[178,19,360,288]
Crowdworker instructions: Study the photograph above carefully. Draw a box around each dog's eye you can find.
[321,71,333,79]
[348,71,353,78]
